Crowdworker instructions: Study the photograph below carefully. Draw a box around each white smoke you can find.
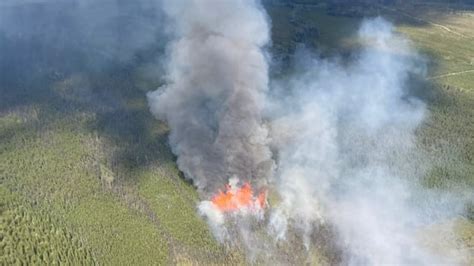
[267,18,467,265]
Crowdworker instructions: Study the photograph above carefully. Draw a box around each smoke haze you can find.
[0,0,165,98]
[268,18,470,265]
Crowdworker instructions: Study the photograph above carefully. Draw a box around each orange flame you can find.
[211,182,266,212]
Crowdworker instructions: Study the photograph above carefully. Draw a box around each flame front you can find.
[211,182,266,212]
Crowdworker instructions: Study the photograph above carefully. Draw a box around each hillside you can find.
[1,1,473,264]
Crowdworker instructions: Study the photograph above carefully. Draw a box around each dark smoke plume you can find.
[147,0,274,195]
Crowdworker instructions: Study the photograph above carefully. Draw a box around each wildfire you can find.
[211,181,266,212]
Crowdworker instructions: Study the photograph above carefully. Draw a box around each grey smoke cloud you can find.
[147,0,274,195]
[148,0,469,263]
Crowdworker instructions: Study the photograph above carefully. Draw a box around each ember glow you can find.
[211,181,266,212]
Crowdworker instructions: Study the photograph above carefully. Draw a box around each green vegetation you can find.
[0,109,170,264]
[0,66,237,264]
[381,4,474,192]
[387,5,474,91]
[138,171,215,248]
[1,187,95,265]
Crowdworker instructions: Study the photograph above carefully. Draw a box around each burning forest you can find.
[2,0,473,265]
[147,0,472,264]
[211,179,266,213]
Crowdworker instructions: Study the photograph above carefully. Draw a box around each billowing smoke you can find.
[3,0,468,264]
[268,18,468,265]
[147,0,274,194]
[149,1,469,264]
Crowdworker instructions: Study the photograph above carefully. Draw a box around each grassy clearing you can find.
[386,5,474,92]
[419,217,474,265]
[138,170,245,264]
[138,170,215,248]
[67,196,169,265]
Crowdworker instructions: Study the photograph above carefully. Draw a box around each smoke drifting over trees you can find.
[147,0,274,195]
[150,1,471,264]
[269,19,443,265]
[2,0,471,264]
